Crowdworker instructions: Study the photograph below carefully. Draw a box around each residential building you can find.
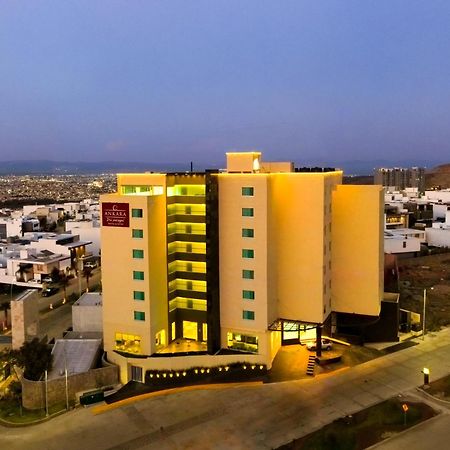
[375,167,425,193]
[101,152,384,383]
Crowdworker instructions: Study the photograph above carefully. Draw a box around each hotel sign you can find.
[102,202,129,228]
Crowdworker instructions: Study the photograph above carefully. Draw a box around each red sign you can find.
[102,202,130,228]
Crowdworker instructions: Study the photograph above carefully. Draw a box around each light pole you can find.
[422,289,426,341]
[64,341,69,410]
[422,287,433,341]
[44,369,49,416]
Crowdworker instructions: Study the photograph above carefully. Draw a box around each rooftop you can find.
[74,292,102,307]
[48,339,101,380]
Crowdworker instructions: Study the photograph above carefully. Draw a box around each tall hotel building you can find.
[101,152,384,383]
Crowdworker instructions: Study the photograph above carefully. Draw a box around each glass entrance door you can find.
[183,320,198,340]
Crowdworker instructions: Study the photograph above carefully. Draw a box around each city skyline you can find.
[2,1,450,166]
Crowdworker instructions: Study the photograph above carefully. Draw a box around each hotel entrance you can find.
[182,320,198,340]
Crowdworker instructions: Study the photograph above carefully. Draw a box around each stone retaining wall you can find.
[21,364,119,410]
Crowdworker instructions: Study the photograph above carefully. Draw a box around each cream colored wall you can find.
[117,173,166,188]
[331,185,383,316]
[101,178,168,358]
[226,152,261,172]
[108,349,270,384]
[101,194,152,355]
[218,174,269,334]
[269,173,329,324]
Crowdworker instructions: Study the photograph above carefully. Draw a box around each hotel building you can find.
[101,152,383,383]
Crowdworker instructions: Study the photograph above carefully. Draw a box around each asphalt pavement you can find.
[1,326,450,450]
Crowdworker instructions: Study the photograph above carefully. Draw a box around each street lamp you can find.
[422,287,433,341]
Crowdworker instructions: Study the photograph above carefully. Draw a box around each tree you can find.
[50,267,61,284]
[83,267,93,292]
[0,301,10,331]
[60,273,70,304]
[10,338,53,381]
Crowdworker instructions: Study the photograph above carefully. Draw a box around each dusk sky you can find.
[1,1,450,168]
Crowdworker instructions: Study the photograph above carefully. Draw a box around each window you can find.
[242,249,254,258]
[133,271,144,280]
[132,229,144,238]
[243,310,255,320]
[131,208,143,218]
[403,241,407,248]
[242,269,254,279]
[242,187,254,196]
[242,290,255,300]
[134,311,145,321]
[242,208,254,217]
[242,228,254,238]
[133,291,145,301]
[132,249,144,259]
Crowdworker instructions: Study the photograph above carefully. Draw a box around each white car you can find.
[306,339,333,351]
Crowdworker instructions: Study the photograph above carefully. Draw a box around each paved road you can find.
[38,269,101,312]
[372,413,450,450]
[1,328,450,450]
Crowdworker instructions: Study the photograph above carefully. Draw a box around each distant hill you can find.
[0,160,191,175]
[426,163,450,189]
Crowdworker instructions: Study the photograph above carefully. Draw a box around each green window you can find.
[133,291,145,301]
[242,290,255,300]
[242,249,254,258]
[243,310,255,320]
[132,229,144,238]
[242,269,254,279]
[131,208,143,218]
[134,311,145,321]
[242,208,254,217]
[132,249,144,259]
[133,271,144,280]
[242,187,254,196]
[242,228,254,238]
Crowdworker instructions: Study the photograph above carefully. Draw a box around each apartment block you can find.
[374,167,425,192]
[101,152,384,383]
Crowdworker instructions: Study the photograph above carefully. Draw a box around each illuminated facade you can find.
[101,152,384,383]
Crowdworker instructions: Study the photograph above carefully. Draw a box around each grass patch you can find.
[278,398,436,450]
[424,374,450,400]
[0,398,70,424]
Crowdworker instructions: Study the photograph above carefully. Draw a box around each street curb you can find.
[365,411,443,449]
[92,381,263,415]
[0,407,68,428]
[416,386,450,405]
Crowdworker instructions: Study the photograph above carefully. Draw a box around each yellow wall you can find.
[226,152,261,173]
[218,174,269,333]
[331,185,383,316]
[101,173,169,358]
[269,173,340,324]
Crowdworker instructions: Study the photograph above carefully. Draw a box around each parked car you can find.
[83,261,97,269]
[306,339,333,351]
[41,287,59,297]
[41,276,53,284]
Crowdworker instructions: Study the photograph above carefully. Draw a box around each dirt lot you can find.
[398,253,450,331]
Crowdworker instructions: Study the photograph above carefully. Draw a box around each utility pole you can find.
[422,288,426,341]
[44,370,49,416]
[64,341,69,410]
